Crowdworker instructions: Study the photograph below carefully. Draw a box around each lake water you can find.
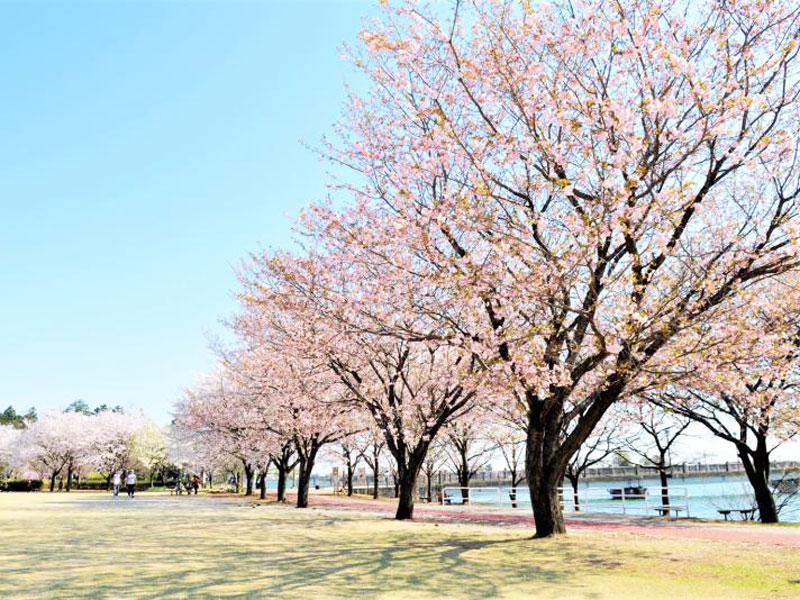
[444,474,800,522]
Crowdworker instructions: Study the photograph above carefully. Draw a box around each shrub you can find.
[2,479,43,492]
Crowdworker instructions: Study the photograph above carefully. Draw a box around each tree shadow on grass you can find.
[0,496,639,600]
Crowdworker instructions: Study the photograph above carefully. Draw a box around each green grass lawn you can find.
[1,492,798,599]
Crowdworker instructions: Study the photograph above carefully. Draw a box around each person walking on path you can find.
[126,470,136,498]
[112,472,121,497]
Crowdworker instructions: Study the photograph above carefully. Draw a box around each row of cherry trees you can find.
[179,0,800,536]
[0,409,163,491]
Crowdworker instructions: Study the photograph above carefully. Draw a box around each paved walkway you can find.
[297,493,800,548]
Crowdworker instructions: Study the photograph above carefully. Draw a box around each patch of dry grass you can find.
[0,492,797,599]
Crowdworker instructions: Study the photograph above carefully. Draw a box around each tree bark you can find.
[566,474,580,511]
[739,442,778,523]
[259,469,268,500]
[395,468,416,519]
[525,419,567,537]
[659,468,670,508]
[426,471,432,503]
[457,461,471,503]
[49,470,58,493]
[296,445,319,509]
[243,462,254,496]
[296,463,311,509]
[346,463,354,497]
[527,471,566,536]
[395,458,425,520]
[508,469,521,509]
[524,378,626,536]
[65,462,74,492]
[271,443,296,503]
[276,466,287,502]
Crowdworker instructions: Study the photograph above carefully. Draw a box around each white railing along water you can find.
[440,485,690,517]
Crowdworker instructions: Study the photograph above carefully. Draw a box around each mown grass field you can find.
[1,492,798,599]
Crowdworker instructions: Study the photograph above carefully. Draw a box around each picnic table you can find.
[717,508,756,521]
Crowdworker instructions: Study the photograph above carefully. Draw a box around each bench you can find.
[653,506,686,517]
[718,508,755,521]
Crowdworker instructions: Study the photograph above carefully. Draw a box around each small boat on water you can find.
[608,485,648,499]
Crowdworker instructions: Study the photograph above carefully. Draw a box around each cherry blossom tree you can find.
[563,411,624,512]
[442,419,495,503]
[317,0,800,536]
[334,435,365,497]
[237,250,480,519]
[487,423,527,507]
[652,277,800,522]
[420,440,445,503]
[269,439,298,503]
[621,407,689,509]
[357,429,387,499]
[227,340,353,509]
[23,411,93,492]
[167,427,218,484]
[175,371,273,497]
[130,421,168,486]
[87,410,146,489]
[0,425,22,480]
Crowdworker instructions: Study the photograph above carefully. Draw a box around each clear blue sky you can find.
[0,0,376,424]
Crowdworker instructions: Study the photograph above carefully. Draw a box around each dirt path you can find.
[298,493,800,548]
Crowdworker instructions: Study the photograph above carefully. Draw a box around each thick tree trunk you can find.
[739,443,778,523]
[296,446,318,509]
[259,469,268,500]
[276,466,287,502]
[65,463,74,492]
[106,473,112,491]
[372,465,380,499]
[528,473,565,536]
[525,421,567,537]
[243,463,254,496]
[346,464,354,497]
[395,458,425,520]
[524,380,626,537]
[395,470,416,519]
[49,471,58,493]
[458,466,470,503]
[296,463,311,509]
[659,468,669,508]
